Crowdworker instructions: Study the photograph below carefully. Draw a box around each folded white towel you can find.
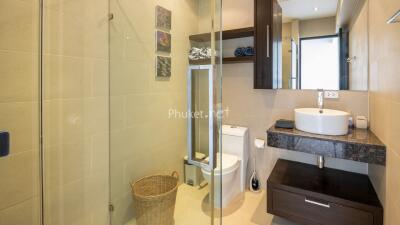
[189,47,213,60]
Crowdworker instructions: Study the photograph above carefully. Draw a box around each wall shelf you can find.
[189,27,254,42]
[189,56,254,65]
[223,56,255,64]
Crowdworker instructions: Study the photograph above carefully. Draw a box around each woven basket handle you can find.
[171,171,179,180]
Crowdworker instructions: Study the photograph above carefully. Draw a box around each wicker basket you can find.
[130,171,179,225]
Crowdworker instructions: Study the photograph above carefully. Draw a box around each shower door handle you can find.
[187,65,217,170]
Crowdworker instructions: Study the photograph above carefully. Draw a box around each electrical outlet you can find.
[324,91,339,99]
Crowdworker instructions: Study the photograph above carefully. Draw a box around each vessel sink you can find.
[295,108,350,136]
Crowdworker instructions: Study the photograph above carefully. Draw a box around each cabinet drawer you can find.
[270,188,374,225]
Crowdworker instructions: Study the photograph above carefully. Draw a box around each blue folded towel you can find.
[234,47,255,57]
[234,47,245,57]
[243,46,255,56]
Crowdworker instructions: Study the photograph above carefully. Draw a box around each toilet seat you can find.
[202,153,240,175]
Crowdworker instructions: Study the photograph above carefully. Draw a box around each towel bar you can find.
[387,10,400,24]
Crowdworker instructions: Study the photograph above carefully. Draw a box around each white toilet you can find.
[201,125,249,208]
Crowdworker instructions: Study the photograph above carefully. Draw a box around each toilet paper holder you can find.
[254,138,265,149]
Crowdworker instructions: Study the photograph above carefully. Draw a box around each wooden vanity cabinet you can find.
[267,159,383,225]
[254,0,282,89]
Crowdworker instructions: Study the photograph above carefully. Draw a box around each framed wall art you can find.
[156,6,171,31]
[156,30,171,53]
[156,56,171,78]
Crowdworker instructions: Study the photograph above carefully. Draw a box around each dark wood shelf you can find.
[189,27,254,42]
[189,59,211,65]
[189,56,254,65]
[223,56,254,64]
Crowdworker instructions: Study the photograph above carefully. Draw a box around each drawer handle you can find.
[305,198,330,208]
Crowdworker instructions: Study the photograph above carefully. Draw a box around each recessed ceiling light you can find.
[314,7,319,11]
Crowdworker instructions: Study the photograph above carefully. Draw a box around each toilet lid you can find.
[204,153,239,173]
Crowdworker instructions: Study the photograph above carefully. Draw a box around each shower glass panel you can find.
[0,0,41,224]
[42,0,110,224]
[109,0,222,225]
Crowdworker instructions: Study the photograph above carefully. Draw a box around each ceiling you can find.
[278,0,339,22]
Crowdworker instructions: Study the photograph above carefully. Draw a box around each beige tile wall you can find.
[367,0,400,224]
[0,0,41,224]
[349,1,369,91]
[109,0,202,224]
[42,0,110,224]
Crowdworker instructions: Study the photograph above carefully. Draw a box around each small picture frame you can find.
[156,56,171,78]
[156,6,171,31]
[156,30,171,53]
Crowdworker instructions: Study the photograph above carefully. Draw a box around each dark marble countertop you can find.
[267,126,386,165]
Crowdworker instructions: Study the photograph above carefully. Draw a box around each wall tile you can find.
[43,0,108,59]
[368,0,400,224]
[0,102,38,155]
[0,198,40,225]
[45,174,109,225]
[0,151,39,210]
[386,149,400,208]
[0,0,41,222]
[44,55,92,100]
[0,0,39,52]
[0,51,38,102]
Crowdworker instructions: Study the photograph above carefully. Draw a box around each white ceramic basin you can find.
[295,108,350,136]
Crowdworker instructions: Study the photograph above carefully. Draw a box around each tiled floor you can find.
[126,184,298,225]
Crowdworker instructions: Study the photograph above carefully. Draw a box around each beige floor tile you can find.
[125,184,298,225]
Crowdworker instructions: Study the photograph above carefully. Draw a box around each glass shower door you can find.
[109,0,222,225]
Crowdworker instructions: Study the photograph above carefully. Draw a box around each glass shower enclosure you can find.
[0,0,222,225]
[109,0,223,225]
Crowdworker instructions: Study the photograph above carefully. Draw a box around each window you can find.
[300,36,340,90]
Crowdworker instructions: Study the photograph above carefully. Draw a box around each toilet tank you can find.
[222,125,249,192]
[222,125,249,157]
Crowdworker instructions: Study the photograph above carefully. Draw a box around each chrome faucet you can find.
[317,89,324,113]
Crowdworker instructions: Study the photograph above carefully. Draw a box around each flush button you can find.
[0,131,10,157]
